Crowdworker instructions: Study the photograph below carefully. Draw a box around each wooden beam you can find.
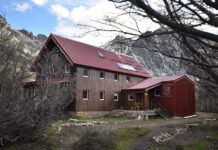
[144,91,149,110]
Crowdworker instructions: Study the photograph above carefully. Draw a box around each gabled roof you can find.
[123,75,191,90]
[34,34,151,78]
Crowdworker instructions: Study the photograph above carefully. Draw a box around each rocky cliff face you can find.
[102,31,218,113]
[0,15,47,57]
[102,32,186,77]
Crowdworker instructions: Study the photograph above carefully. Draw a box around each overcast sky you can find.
[0,0,160,46]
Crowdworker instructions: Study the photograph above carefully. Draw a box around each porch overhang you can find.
[122,83,161,91]
[122,75,185,91]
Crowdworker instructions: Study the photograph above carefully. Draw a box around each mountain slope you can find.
[102,32,186,77]
[102,32,218,113]
[0,15,46,57]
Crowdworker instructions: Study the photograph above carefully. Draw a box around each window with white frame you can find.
[100,71,105,79]
[83,69,89,77]
[128,92,134,101]
[83,90,88,100]
[114,92,118,101]
[114,74,119,81]
[100,91,105,100]
[127,76,131,83]
[65,66,70,73]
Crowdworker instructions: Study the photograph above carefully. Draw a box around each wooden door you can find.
[135,93,145,110]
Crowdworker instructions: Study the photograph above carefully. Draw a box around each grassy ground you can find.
[74,115,134,122]
[52,115,133,126]
[184,141,213,150]
[113,127,147,150]
[5,113,218,150]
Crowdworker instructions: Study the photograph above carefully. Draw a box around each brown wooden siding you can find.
[75,66,145,111]
[121,89,146,109]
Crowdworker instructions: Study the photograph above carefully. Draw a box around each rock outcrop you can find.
[0,15,47,56]
[102,32,218,113]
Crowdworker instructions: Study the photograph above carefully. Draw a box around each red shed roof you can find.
[34,34,151,78]
[123,75,186,90]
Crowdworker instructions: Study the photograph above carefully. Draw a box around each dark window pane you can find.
[83,69,88,77]
[114,92,118,101]
[155,87,161,96]
[127,76,131,82]
[100,91,104,100]
[114,74,119,81]
[100,72,104,79]
[83,90,88,99]
[128,93,134,101]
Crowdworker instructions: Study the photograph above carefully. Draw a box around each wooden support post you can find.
[134,91,136,110]
[145,91,149,110]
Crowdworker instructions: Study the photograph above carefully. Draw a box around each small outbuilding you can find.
[122,75,195,117]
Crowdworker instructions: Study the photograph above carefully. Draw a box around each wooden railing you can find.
[155,101,168,114]
[156,101,167,111]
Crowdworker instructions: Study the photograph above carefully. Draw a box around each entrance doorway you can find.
[135,93,145,110]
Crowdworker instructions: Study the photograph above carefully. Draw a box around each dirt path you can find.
[6,112,217,150]
[90,112,218,150]
[97,112,217,130]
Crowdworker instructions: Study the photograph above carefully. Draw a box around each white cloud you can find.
[50,4,70,20]
[50,0,160,46]
[31,0,48,6]
[13,2,31,12]
[51,0,102,7]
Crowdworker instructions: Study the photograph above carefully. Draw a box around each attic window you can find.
[114,74,119,81]
[117,63,136,71]
[100,71,105,79]
[127,76,131,83]
[97,51,104,58]
[83,69,89,77]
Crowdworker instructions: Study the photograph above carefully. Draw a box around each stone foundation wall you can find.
[76,111,110,118]
[109,110,156,118]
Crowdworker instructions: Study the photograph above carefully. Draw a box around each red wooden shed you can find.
[122,75,196,117]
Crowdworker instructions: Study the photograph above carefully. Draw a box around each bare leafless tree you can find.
[0,16,75,146]
[80,0,218,97]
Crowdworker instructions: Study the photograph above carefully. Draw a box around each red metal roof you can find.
[34,34,151,78]
[123,75,185,90]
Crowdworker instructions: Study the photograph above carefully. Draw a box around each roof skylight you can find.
[117,63,136,71]
[97,51,104,58]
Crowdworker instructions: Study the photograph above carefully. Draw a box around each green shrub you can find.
[72,128,116,150]
[113,127,147,150]
[184,141,212,150]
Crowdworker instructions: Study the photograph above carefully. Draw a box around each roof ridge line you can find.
[120,53,133,58]
[51,33,136,57]
[51,33,119,54]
